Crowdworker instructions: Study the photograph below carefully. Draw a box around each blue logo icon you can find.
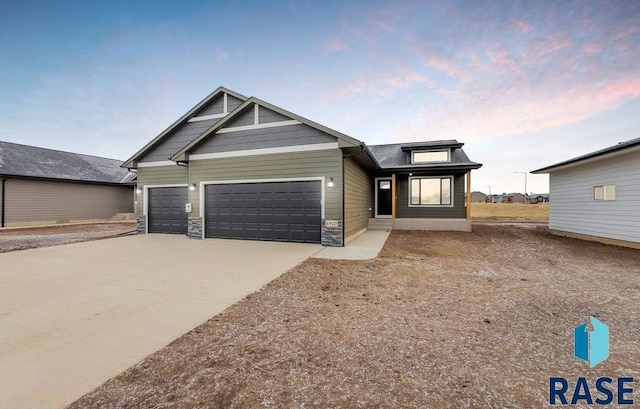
[574,316,609,368]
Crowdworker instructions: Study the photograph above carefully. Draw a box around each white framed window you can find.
[594,185,615,201]
[409,176,452,206]
[412,149,450,163]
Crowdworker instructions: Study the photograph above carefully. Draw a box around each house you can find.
[122,87,482,246]
[0,141,136,228]
[532,137,640,249]
[471,191,487,203]
[528,193,549,203]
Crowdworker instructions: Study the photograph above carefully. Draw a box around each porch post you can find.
[391,174,396,219]
[466,171,471,220]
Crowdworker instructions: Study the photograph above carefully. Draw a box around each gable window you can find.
[412,150,449,163]
[410,176,452,206]
[594,185,615,201]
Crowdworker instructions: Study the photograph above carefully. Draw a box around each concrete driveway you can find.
[0,235,321,409]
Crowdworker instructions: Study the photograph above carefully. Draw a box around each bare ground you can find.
[69,225,640,408]
[0,223,136,253]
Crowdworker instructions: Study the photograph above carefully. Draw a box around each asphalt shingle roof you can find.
[368,140,482,170]
[0,141,136,184]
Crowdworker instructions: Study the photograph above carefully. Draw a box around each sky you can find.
[1,0,639,194]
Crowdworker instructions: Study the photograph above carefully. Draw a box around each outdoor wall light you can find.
[327,177,335,188]
[136,187,142,194]
[190,183,197,191]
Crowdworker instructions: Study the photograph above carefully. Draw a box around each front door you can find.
[376,179,392,217]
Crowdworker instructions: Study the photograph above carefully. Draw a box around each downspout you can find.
[1,177,6,228]
[341,153,346,247]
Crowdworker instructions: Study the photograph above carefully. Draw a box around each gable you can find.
[193,93,244,118]
[139,118,219,162]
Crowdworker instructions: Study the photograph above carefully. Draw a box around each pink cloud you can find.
[582,43,602,54]
[520,33,573,65]
[332,68,436,100]
[486,47,519,72]
[324,39,348,54]
[511,19,531,33]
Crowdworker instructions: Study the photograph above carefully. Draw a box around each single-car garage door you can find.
[205,181,321,243]
[148,187,188,234]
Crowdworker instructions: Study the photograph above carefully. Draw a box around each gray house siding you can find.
[395,173,466,218]
[227,95,243,111]
[191,124,336,155]
[344,157,373,242]
[194,94,224,116]
[139,118,218,163]
[136,165,188,215]
[224,105,255,127]
[549,149,640,244]
[260,107,291,123]
[3,178,133,227]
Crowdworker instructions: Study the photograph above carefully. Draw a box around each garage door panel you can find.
[205,181,321,243]
[148,187,188,234]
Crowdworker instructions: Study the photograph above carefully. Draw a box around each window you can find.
[410,177,452,206]
[379,181,391,190]
[594,185,615,201]
[412,150,449,163]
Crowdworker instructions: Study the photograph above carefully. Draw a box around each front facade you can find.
[124,87,481,246]
[0,141,136,228]
[532,138,640,249]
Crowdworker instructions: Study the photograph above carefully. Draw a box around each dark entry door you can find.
[147,187,188,234]
[205,181,321,243]
[377,179,392,216]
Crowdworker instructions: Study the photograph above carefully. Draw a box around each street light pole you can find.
[485,185,491,195]
[514,171,528,204]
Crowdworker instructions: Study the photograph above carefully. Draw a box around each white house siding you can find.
[549,149,640,244]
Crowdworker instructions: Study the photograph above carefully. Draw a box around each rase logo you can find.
[549,317,635,406]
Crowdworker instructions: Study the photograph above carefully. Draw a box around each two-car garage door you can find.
[204,181,321,243]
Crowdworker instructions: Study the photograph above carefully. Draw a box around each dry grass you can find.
[471,202,549,222]
[69,225,640,408]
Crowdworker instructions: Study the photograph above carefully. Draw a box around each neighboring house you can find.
[0,141,136,228]
[493,193,526,203]
[471,191,487,203]
[528,193,549,203]
[532,137,640,249]
[122,86,482,246]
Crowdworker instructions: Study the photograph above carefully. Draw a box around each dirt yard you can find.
[0,223,136,253]
[471,202,549,222]
[69,225,639,408]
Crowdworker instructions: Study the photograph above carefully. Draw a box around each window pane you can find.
[604,185,615,200]
[420,179,441,204]
[413,150,448,163]
[380,181,391,190]
[441,178,451,205]
[411,179,420,204]
[594,186,604,200]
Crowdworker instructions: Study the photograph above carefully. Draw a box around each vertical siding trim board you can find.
[143,184,188,234]
[1,177,5,227]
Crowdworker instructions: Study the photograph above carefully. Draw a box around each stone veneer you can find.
[136,216,146,233]
[188,217,203,239]
[321,219,343,247]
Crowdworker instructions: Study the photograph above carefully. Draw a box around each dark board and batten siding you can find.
[4,179,133,225]
[136,165,188,215]
[395,173,466,218]
[344,157,373,241]
[189,149,343,220]
[191,124,335,155]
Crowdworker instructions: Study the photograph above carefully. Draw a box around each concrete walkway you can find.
[0,235,320,409]
[313,230,390,260]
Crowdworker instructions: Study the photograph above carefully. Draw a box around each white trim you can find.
[375,177,393,218]
[408,175,455,208]
[254,104,259,125]
[223,93,228,113]
[411,149,451,164]
[138,161,178,168]
[217,120,301,134]
[142,184,189,234]
[188,112,227,122]
[190,142,339,161]
[199,177,326,239]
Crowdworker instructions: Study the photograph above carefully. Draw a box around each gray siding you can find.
[344,157,373,241]
[139,118,218,162]
[192,123,336,155]
[194,94,224,116]
[136,165,188,215]
[227,95,243,111]
[260,106,291,123]
[395,173,466,218]
[189,149,343,219]
[225,105,255,127]
[4,178,133,225]
[549,149,640,243]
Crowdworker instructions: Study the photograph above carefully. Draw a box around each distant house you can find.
[528,193,549,203]
[0,141,136,228]
[471,191,487,203]
[532,137,640,249]
[490,193,526,203]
